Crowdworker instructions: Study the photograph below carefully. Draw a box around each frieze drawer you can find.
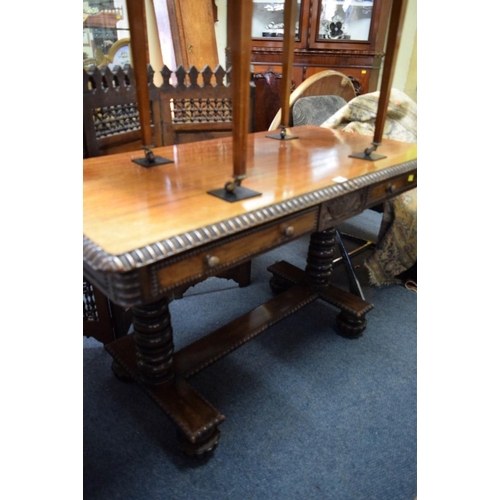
[150,209,318,295]
[367,171,417,205]
[318,190,366,232]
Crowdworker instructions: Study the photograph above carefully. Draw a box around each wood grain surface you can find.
[83,126,417,255]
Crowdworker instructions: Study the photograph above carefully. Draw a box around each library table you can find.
[83,125,417,456]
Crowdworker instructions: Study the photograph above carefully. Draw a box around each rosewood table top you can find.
[83,125,417,276]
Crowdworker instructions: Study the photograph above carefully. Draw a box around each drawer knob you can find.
[205,255,220,268]
[283,226,295,237]
[386,184,395,194]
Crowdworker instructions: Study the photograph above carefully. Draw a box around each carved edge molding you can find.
[83,260,144,308]
[83,158,417,274]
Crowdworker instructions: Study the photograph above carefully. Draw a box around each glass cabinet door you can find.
[83,0,130,68]
[316,0,374,42]
[252,0,302,40]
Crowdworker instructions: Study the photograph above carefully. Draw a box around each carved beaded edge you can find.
[83,159,417,273]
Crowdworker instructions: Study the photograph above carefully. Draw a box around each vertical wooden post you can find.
[206,0,261,200]
[350,0,408,159]
[266,0,298,140]
[229,0,253,181]
[126,0,153,148]
[207,0,261,199]
[372,0,408,145]
[280,0,298,128]
[126,0,173,166]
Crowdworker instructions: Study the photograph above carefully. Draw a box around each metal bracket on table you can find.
[349,142,387,161]
[266,125,298,141]
[207,176,261,203]
[132,147,174,168]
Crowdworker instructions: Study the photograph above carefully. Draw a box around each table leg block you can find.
[320,286,373,338]
[268,260,374,338]
[319,285,373,317]
[268,260,373,317]
[268,260,307,286]
[106,336,225,444]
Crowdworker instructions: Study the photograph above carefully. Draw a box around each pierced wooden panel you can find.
[171,97,232,124]
[83,279,99,322]
[92,102,141,139]
[83,278,115,344]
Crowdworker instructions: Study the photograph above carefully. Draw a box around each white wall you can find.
[391,0,417,101]
[214,0,228,68]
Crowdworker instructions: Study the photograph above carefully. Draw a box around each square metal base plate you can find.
[132,156,174,167]
[349,152,387,161]
[266,133,299,140]
[207,186,262,202]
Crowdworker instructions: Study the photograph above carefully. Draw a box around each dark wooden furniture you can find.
[83,280,132,345]
[83,126,417,455]
[267,69,366,298]
[252,68,287,133]
[83,65,143,158]
[150,65,239,146]
[83,64,254,157]
[83,64,254,344]
[229,0,391,131]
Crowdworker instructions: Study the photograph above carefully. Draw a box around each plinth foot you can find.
[269,273,292,295]
[177,428,221,458]
[336,311,367,339]
[111,360,133,381]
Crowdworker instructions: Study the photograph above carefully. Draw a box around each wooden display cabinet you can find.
[228,0,391,131]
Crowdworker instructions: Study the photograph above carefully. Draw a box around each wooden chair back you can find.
[83,65,146,157]
[152,65,251,146]
[84,65,255,157]
[268,70,357,130]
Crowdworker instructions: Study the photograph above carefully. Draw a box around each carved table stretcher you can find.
[83,125,417,456]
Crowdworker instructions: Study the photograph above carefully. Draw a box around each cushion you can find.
[292,95,348,126]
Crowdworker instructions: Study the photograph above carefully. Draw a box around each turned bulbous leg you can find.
[306,228,336,288]
[132,299,175,386]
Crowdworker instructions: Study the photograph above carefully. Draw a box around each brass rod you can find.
[332,242,374,265]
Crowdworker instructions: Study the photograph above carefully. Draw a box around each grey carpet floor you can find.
[84,234,417,500]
